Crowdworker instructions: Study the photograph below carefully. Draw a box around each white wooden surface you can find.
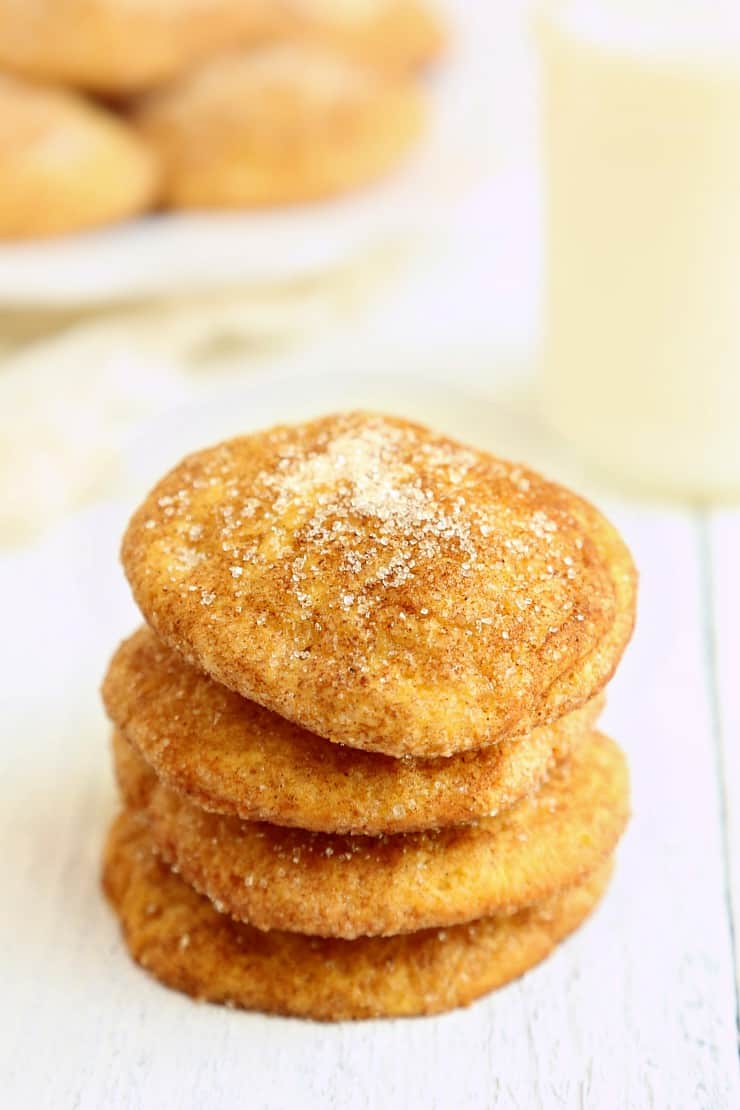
[1,408,739,1110]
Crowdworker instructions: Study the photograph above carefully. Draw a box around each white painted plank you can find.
[503,502,740,1110]
[707,509,740,999]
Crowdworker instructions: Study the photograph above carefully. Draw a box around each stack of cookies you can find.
[102,412,636,1021]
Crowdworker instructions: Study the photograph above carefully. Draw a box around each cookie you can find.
[112,727,158,812]
[113,730,629,938]
[131,44,424,209]
[122,412,637,758]
[0,72,158,239]
[103,810,613,1021]
[0,0,265,94]
[268,1,444,72]
[103,627,603,835]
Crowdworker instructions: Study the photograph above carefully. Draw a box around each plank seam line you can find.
[696,510,740,1067]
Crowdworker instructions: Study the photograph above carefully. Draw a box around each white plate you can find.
[0,0,494,307]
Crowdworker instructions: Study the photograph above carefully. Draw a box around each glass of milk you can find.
[538,0,740,499]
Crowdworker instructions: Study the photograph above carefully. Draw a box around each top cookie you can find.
[122,412,636,757]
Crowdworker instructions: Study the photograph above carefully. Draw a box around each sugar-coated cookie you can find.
[0,72,158,238]
[0,0,266,94]
[103,810,613,1021]
[268,1,444,72]
[122,413,637,757]
[103,627,603,834]
[113,730,629,938]
[132,45,424,209]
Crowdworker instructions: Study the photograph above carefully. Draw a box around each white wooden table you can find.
[1,372,739,1109]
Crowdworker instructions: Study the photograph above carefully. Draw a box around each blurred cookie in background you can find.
[0,73,159,238]
[0,1,442,95]
[132,43,425,209]
[0,0,269,95]
[264,0,445,72]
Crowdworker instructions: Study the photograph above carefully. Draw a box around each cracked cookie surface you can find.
[113,730,629,938]
[104,626,603,834]
[122,412,636,757]
[103,810,613,1021]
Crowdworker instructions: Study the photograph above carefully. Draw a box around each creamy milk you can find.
[539,0,740,498]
